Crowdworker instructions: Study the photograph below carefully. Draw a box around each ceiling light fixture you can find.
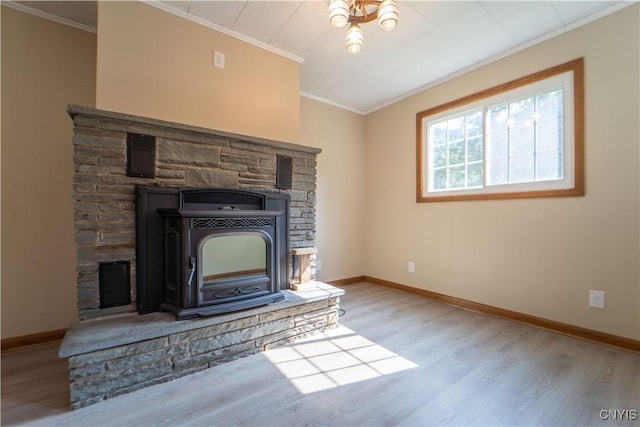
[329,0,399,53]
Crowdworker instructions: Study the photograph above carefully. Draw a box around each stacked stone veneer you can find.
[60,286,342,409]
[69,105,321,320]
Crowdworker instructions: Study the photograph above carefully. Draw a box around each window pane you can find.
[536,117,562,151]
[449,165,465,189]
[509,97,534,127]
[430,121,447,144]
[487,158,508,185]
[448,117,465,141]
[467,162,483,187]
[466,110,483,137]
[427,108,484,191]
[536,89,562,120]
[510,153,534,183]
[487,89,564,187]
[467,137,483,162]
[487,104,508,133]
[509,125,535,155]
[536,149,563,181]
[448,141,465,165]
[486,129,508,159]
[432,168,447,190]
[431,143,447,168]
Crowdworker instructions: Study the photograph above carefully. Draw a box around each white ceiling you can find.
[9,1,635,114]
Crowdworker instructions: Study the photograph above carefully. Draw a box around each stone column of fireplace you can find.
[69,105,321,320]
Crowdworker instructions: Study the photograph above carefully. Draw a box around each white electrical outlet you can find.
[316,259,322,271]
[589,290,605,309]
[213,51,225,69]
[408,261,415,274]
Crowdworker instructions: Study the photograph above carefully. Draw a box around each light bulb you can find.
[378,0,398,31]
[345,23,363,54]
[329,0,350,28]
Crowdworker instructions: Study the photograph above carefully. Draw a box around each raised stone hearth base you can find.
[59,283,343,409]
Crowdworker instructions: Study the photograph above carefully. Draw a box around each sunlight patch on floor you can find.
[264,326,419,394]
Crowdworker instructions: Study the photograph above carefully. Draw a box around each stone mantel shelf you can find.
[67,104,322,155]
[59,282,344,358]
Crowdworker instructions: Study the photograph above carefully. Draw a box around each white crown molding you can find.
[2,1,97,34]
[300,91,365,115]
[142,1,304,64]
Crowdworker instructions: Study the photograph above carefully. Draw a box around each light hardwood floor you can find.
[2,282,639,426]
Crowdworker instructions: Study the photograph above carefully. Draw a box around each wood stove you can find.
[136,187,289,319]
[158,208,284,319]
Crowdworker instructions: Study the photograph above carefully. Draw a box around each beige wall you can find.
[300,97,366,282]
[96,2,300,144]
[1,7,96,338]
[364,5,640,340]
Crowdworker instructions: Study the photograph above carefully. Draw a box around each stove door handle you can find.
[187,256,196,287]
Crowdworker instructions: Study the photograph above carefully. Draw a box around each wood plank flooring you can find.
[2,282,639,426]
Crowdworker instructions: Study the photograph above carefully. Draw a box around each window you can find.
[417,58,584,202]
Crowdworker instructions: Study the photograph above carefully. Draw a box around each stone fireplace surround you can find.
[68,105,321,320]
[60,105,344,409]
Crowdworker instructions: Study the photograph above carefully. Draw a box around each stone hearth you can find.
[60,283,343,409]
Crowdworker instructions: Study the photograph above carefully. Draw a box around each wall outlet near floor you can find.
[589,290,605,309]
[315,259,322,271]
[408,261,415,274]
